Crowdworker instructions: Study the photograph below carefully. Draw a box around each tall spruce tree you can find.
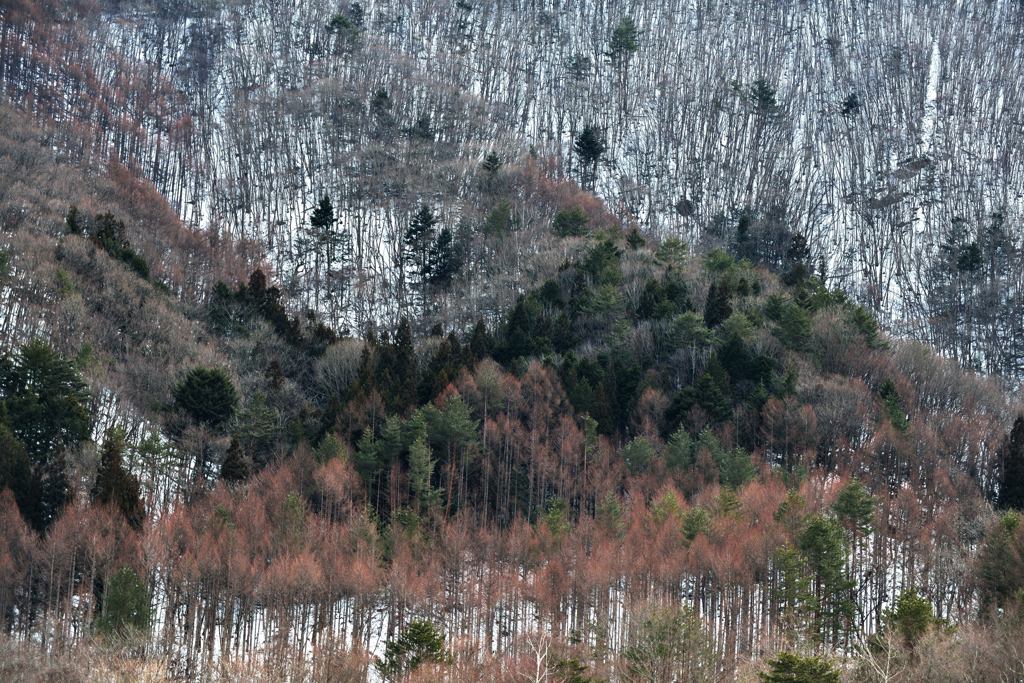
[426,225,461,288]
[885,590,936,649]
[832,479,875,539]
[0,340,92,532]
[95,567,150,637]
[220,437,251,485]
[798,515,855,646]
[703,281,732,328]
[92,428,145,530]
[309,195,340,308]
[0,422,31,523]
[998,415,1024,510]
[407,434,437,512]
[574,125,606,190]
[403,206,438,304]
[696,356,732,422]
[976,511,1024,612]
[608,17,639,67]
[380,319,418,414]
[607,17,640,119]
[480,152,503,191]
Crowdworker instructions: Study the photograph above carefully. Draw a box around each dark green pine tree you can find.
[376,619,449,682]
[607,17,639,117]
[326,4,364,54]
[426,226,462,288]
[696,356,732,423]
[759,652,840,683]
[748,78,780,117]
[734,211,755,261]
[998,415,1024,510]
[369,88,396,138]
[498,296,550,362]
[782,232,811,284]
[703,281,733,328]
[798,514,855,646]
[976,511,1024,612]
[310,195,335,288]
[65,205,83,234]
[419,333,464,403]
[573,125,606,190]
[468,320,492,361]
[310,196,335,238]
[775,302,812,351]
[354,429,384,493]
[885,590,936,649]
[379,319,418,414]
[480,152,503,190]
[0,422,32,523]
[832,479,875,538]
[92,428,145,530]
[0,340,92,532]
[403,206,438,303]
[309,195,350,313]
[607,17,639,67]
[95,566,150,637]
[840,92,861,117]
[220,437,251,485]
[350,330,380,401]
[409,114,433,141]
[626,228,645,250]
[174,367,239,428]
[878,379,909,432]
[552,206,589,237]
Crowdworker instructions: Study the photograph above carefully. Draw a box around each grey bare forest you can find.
[1,1,1024,681]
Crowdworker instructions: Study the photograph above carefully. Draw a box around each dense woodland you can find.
[3,1,1024,682]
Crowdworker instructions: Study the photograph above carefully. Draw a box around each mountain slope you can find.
[4,0,1024,378]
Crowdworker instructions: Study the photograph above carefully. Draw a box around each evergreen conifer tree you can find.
[92,428,145,530]
[468,320,492,361]
[380,319,418,413]
[376,620,449,681]
[0,422,32,522]
[407,434,437,511]
[96,567,150,637]
[0,340,92,532]
[573,126,606,190]
[426,226,461,288]
[480,152,503,191]
[696,356,732,422]
[703,281,732,328]
[798,515,854,645]
[403,206,438,303]
[998,415,1024,510]
[976,511,1024,612]
[174,367,239,427]
[759,652,840,683]
[832,479,875,538]
[220,437,251,485]
[885,590,936,649]
[608,17,639,67]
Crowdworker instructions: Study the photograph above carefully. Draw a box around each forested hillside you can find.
[3,1,1024,682]
[4,0,1024,375]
